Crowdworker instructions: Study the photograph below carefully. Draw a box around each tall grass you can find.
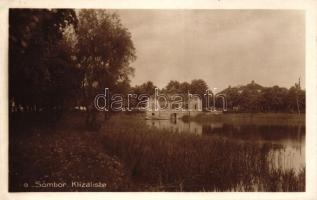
[101,113,305,191]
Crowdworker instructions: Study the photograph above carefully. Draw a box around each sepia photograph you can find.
[1,1,317,199]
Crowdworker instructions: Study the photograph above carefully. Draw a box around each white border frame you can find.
[1,0,316,200]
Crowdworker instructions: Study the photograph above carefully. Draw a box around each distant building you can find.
[145,95,202,120]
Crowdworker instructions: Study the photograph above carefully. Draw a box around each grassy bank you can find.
[101,113,305,191]
[9,112,131,192]
[184,113,305,126]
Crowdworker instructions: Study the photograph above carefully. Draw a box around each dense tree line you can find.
[131,80,305,113]
[142,79,305,113]
[220,81,305,113]
[131,79,208,96]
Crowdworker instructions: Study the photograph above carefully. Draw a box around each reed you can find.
[101,113,305,191]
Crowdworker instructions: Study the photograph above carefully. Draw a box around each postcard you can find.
[1,0,317,200]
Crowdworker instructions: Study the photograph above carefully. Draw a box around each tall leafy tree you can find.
[76,10,136,126]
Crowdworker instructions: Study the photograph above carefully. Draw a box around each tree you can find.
[190,79,208,95]
[189,79,209,109]
[133,81,156,95]
[287,85,305,114]
[179,82,191,94]
[220,81,306,113]
[165,80,181,94]
[260,86,288,112]
[220,86,241,110]
[164,80,191,95]
[76,10,136,127]
[9,9,79,113]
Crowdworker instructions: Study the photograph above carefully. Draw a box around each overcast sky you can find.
[115,10,305,90]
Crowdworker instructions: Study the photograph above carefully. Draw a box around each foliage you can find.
[76,10,136,106]
[220,81,305,113]
[9,9,137,125]
[190,79,209,95]
[9,9,79,110]
[133,81,156,96]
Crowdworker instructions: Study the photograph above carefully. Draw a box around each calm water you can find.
[146,118,305,174]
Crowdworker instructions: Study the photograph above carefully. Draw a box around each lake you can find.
[146,116,305,174]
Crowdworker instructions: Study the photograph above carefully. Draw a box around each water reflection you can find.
[147,119,204,135]
[146,118,305,173]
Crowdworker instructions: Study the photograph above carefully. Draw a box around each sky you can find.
[114,10,305,91]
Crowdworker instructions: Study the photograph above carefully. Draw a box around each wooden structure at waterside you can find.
[145,95,203,120]
[145,92,228,120]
